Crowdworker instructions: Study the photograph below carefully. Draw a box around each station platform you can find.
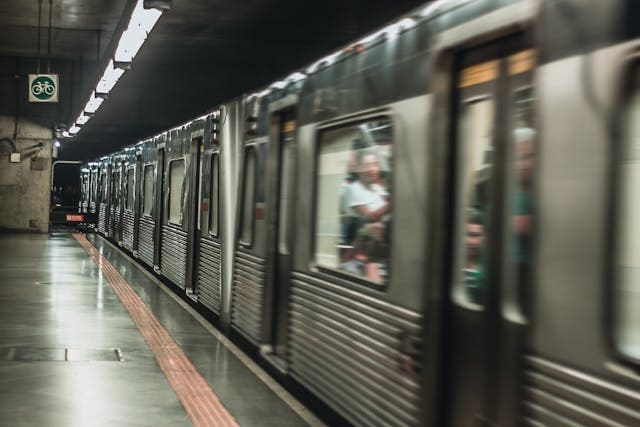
[0,232,322,427]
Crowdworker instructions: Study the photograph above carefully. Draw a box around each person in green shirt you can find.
[464,209,486,304]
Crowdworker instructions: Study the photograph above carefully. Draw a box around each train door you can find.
[153,146,166,270]
[132,153,143,255]
[186,136,203,296]
[263,107,296,361]
[117,161,126,244]
[445,38,535,426]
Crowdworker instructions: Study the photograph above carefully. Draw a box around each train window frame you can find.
[451,93,496,311]
[142,163,154,217]
[125,166,135,212]
[310,114,395,289]
[100,172,108,203]
[610,61,640,367]
[239,145,257,248]
[112,170,121,205]
[209,152,220,238]
[501,82,536,325]
[167,158,186,226]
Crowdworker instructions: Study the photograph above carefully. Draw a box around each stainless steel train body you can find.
[84,0,640,425]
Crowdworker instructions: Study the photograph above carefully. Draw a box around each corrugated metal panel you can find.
[197,238,222,314]
[114,207,121,241]
[138,217,155,267]
[122,210,135,251]
[288,272,423,427]
[160,223,188,287]
[522,355,640,426]
[97,204,106,234]
[231,250,265,342]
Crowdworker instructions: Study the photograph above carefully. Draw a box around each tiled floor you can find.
[0,233,311,427]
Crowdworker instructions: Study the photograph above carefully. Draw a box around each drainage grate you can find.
[0,347,123,362]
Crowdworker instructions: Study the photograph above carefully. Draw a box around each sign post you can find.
[28,74,59,103]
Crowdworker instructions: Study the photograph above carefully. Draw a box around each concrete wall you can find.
[0,115,52,233]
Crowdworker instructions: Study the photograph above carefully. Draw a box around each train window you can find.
[126,168,134,211]
[112,172,120,203]
[101,173,107,202]
[614,72,640,360]
[142,165,154,216]
[209,153,220,237]
[240,147,256,246]
[503,86,536,322]
[90,171,97,205]
[453,97,494,308]
[278,139,293,255]
[314,118,393,285]
[168,159,185,225]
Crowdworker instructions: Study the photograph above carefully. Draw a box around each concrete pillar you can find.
[0,115,53,233]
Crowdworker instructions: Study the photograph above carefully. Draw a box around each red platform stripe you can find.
[74,234,239,427]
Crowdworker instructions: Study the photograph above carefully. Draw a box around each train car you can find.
[79,166,90,214]
[88,162,98,222]
[156,121,202,293]
[80,0,640,425]
[193,107,242,318]
[229,92,271,344]
[77,162,98,228]
[96,155,111,235]
[135,137,159,268]
[107,152,125,241]
[121,146,138,252]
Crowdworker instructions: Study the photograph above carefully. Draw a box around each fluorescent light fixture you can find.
[115,27,147,63]
[67,0,165,136]
[115,0,162,63]
[84,93,104,114]
[130,0,162,33]
[96,60,125,94]
[76,114,90,125]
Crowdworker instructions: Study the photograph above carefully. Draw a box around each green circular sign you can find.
[31,76,56,100]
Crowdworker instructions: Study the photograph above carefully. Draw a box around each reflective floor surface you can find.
[0,232,312,427]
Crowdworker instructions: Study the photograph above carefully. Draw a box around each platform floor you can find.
[0,232,318,427]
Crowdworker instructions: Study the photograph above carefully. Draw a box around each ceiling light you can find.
[69,125,81,135]
[115,28,147,63]
[96,60,125,94]
[131,1,163,33]
[84,93,104,114]
[115,0,162,63]
[76,114,90,125]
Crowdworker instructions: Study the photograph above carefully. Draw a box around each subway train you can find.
[79,0,640,425]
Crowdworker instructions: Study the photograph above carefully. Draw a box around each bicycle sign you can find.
[28,74,59,103]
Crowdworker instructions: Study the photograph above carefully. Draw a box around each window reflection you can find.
[615,72,640,360]
[168,160,185,225]
[456,98,494,306]
[508,87,535,316]
[126,169,134,211]
[142,165,154,216]
[315,118,392,285]
[240,148,256,245]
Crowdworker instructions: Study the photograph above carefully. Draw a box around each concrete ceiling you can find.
[0,0,428,160]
